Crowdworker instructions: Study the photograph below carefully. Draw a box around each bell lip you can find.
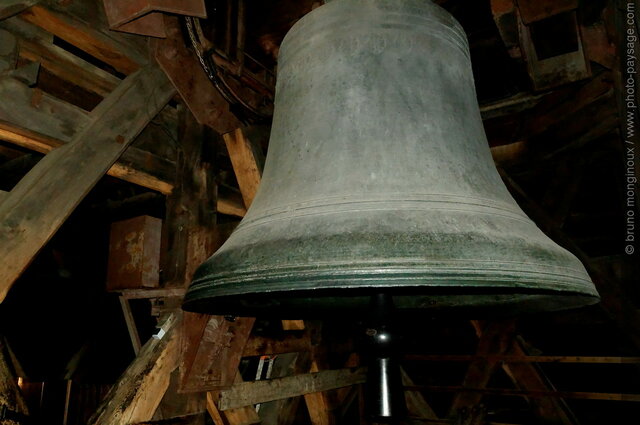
[182,284,600,319]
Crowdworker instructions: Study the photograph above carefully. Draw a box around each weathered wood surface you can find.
[207,389,260,425]
[120,296,142,355]
[0,65,175,302]
[180,314,255,392]
[153,16,240,134]
[218,368,367,411]
[1,16,120,96]
[222,128,263,209]
[0,82,175,194]
[304,360,335,425]
[20,4,144,74]
[89,313,180,425]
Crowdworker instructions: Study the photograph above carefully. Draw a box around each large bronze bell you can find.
[183,0,599,317]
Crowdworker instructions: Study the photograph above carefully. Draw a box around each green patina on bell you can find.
[183,0,599,317]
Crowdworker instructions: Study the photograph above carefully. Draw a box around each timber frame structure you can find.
[0,1,638,425]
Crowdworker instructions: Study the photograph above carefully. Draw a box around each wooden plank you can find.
[120,287,186,300]
[0,64,175,303]
[218,197,247,217]
[120,296,142,355]
[304,359,335,425]
[222,128,262,209]
[89,313,180,425]
[20,4,143,74]
[0,76,89,141]
[161,107,216,288]
[0,85,175,194]
[1,17,121,96]
[256,352,310,425]
[282,320,305,331]
[179,314,255,392]
[218,368,367,411]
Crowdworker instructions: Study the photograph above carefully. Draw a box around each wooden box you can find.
[106,215,162,291]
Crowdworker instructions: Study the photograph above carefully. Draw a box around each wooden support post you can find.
[0,64,175,303]
[1,17,121,97]
[119,296,142,355]
[179,313,255,392]
[161,106,217,289]
[222,128,263,210]
[152,15,240,135]
[207,390,260,425]
[448,320,516,419]
[89,313,180,425]
[304,360,335,425]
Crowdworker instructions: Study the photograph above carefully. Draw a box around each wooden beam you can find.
[120,287,187,300]
[89,313,180,425]
[120,296,142,355]
[1,17,120,96]
[20,4,143,74]
[304,358,335,425]
[217,368,367,411]
[222,128,262,209]
[448,320,516,418]
[0,64,175,302]
[179,313,255,392]
[0,120,242,212]
[0,79,175,194]
[207,391,260,425]
[152,15,240,134]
